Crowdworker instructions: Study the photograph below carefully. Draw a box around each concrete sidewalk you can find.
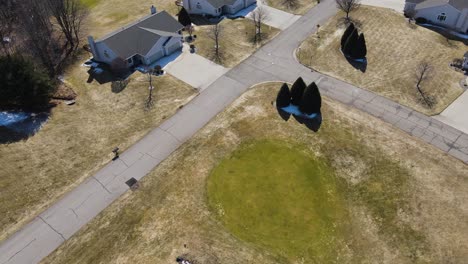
[361,0,405,13]
[435,89,468,134]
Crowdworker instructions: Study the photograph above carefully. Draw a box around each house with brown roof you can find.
[405,0,468,33]
[183,0,256,17]
[87,7,184,69]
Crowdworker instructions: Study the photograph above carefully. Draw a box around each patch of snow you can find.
[281,104,318,119]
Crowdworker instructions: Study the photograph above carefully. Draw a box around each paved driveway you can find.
[161,44,229,91]
[361,0,405,13]
[435,89,468,134]
[235,2,301,30]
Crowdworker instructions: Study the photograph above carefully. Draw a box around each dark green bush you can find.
[290,77,306,106]
[276,83,291,108]
[0,55,54,109]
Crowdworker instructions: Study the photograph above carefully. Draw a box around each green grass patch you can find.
[80,0,100,8]
[207,140,349,262]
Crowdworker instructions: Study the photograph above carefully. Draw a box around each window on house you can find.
[104,50,110,58]
[437,13,447,21]
[196,2,201,9]
[127,57,133,64]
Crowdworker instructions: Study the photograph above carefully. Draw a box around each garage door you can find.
[166,41,181,55]
[147,50,164,65]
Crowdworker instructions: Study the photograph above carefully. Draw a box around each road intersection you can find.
[1,1,467,263]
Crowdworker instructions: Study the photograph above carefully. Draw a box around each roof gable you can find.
[97,11,183,59]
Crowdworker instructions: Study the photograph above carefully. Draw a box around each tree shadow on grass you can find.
[277,106,322,132]
[345,56,367,73]
[277,107,291,121]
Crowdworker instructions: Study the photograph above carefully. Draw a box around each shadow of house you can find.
[416,22,468,44]
[0,111,49,144]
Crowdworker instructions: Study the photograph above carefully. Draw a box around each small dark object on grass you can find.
[112,147,120,160]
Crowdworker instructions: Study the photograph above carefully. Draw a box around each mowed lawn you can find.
[266,0,317,15]
[44,83,468,264]
[297,6,465,115]
[208,140,347,262]
[194,19,279,67]
[0,39,195,245]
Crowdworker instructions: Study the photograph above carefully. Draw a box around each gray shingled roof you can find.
[205,0,238,8]
[97,11,183,60]
[415,0,467,11]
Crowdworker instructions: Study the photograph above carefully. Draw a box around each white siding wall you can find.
[227,0,244,14]
[145,37,167,63]
[415,4,461,30]
[163,36,183,55]
[244,0,256,8]
[184,0,218,16]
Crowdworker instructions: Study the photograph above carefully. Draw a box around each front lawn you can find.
[193,18,279,68]
[297,6,465,115]
[0,52,196,243]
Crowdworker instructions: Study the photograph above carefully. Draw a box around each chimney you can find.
[151,5,157,14]
[87,36,99,61]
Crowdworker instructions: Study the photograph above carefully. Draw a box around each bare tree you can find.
[415,61,434,108]
[18,0,61,76]
[250,6,268,43]
[0,0,17,56]
[336,0,360,21]
[46,0,88,53]
[282,0,299,10]
[209,23,223,63]
[145,69,156,110]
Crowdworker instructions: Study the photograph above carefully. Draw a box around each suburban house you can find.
[405,0,468,33]
[182,0,256,17]
[87,7,184,69]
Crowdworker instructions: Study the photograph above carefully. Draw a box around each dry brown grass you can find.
[0,51,196,242]
[0,0,197,243]
[193,19,279,67]
[43,83,468,263]
[266,0,317,15]
[84,0,180,38]
[297,6,465,115]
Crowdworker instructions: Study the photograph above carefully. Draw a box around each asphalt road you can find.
[1,1,467,263]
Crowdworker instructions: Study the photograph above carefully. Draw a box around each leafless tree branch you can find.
[336,0,360,20]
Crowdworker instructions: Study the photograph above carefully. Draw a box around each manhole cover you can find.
[125,178,138,189]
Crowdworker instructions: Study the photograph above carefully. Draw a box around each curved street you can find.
[1,0,467,263]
